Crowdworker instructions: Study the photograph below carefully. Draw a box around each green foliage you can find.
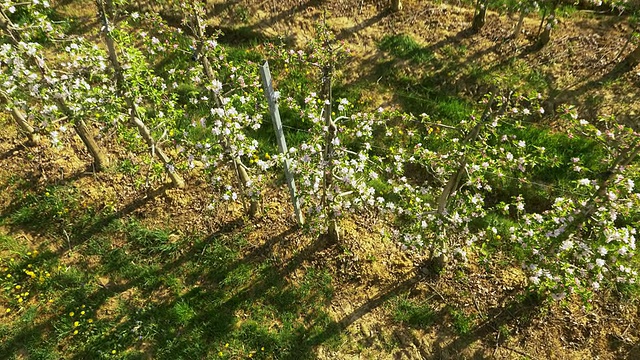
[379,34,434,64]
[0,210,341,359]
[6,186,77,233]
[392,296,435,329]
[449,307,475,335]
[2,2,640,358]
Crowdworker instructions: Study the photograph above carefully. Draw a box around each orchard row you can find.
[1,0,639,302]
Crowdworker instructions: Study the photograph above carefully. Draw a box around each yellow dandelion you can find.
[69,312,75,317]
[73,330,78,335]
[15,285,21,290]
[225,343,229,348]
[5,308,10,313]
[74,321,79,327]
[17,298,23,303]
[88,319,93,323]
[112,350,116,354]
[80,311,85,315]
[48,299,54,303]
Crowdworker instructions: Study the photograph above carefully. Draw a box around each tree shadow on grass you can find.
[1,214,259,356]
[0,169,94,231]
[0,141,30,161]
[336,8,392,41]
[550,60,638,112]
[61,227,335,359]
[431,292,544,358]
[1,195,342,360]
[0,171,171,250]
[0,184,549,360]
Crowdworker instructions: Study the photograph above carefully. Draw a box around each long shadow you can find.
[68,184,172,248]
[433,292,543,358]
[140,232,334,358]
[62,223,323,358]
[0,142,29,161]
[157,11,281,47]
[0,169,92,226]
[0,213,254,358]
[422,28,475,58]
[336,273,421,328]
[551,60,636,110]
[245,0,323,31]
[291,270,445,357]
[336,9,392,41]
[208,0,241,18]
[353,27,496,94]
[0,171,170,248]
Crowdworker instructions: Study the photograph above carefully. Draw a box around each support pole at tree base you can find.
[259,61,304,226]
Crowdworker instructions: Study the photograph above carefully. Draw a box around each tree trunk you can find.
[322,64,339,243]
[391,0,402,12]
[12,107,40,145]
[192,9,258,216]
[0,90,40,145]
[535,20,552,49]
[436,94,494,214]
[0,10,109,170]
[132,117,185,188]
[534,3,557,50]
[512,10,525,39]
[472,0,487,33]
[74,120,109,171]
[98,0,184,188]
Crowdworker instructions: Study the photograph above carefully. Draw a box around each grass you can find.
[3,3,640,358]
[392,296,435,330]
[0,189,341,359]
[378,34,435,65]
[449,307,475,336]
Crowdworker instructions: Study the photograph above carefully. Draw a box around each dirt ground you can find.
[3,0,640,358]
[204,1,640,358]
[2,119,639,357]
[205,0,640,125]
